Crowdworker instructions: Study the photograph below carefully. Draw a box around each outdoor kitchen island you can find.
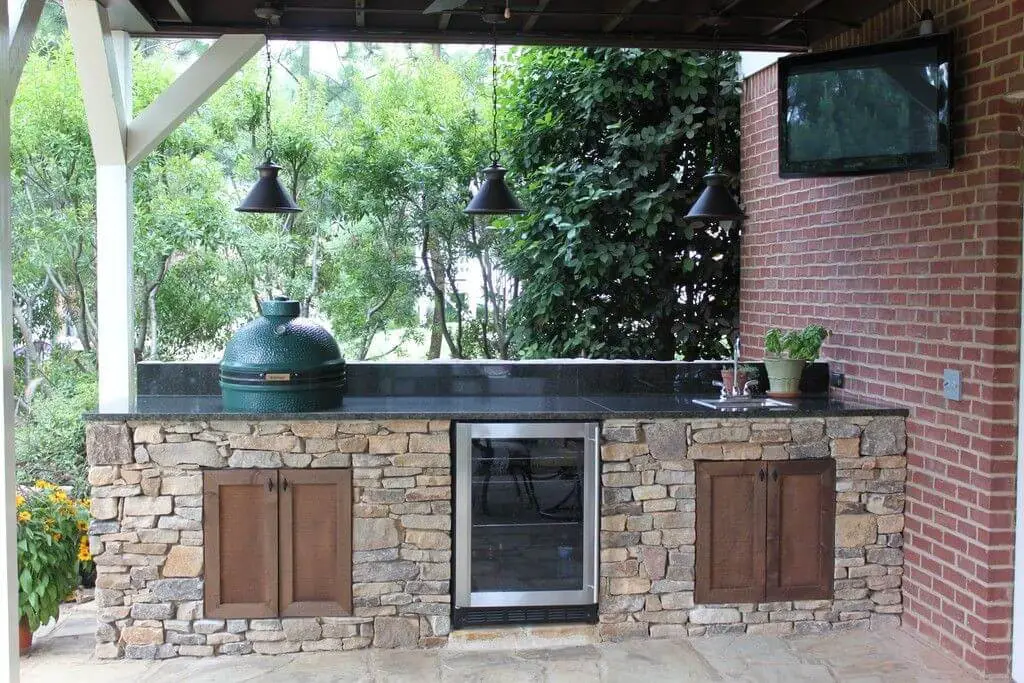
[83,363,908,660]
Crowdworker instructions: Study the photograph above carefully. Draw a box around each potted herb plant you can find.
[763,325,830,397]
[16,482,91,653]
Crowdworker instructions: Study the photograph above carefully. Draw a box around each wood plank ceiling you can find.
[124,0,903,51]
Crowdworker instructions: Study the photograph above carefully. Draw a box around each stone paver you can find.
[20,602,980,682]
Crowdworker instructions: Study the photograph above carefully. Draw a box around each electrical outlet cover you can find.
[942,368,961,401]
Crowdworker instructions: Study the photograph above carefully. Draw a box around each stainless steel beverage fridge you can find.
[453,422,600,628]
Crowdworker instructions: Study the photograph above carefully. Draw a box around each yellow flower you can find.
[17,511,30,523]
[77,520,88,532]
[51,532,62,542]
[15,495,24,508]
[34,480,54,490]
[77,499,91,509]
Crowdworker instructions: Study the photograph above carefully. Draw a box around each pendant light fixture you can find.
[685,40,744,232]
[237,12,301,215]
[464,25,525,216]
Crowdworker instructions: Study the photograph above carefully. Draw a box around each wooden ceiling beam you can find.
[142,23,809,51]
[679,0,746,35]
[166,0,192,23]
[438,12,452,30]
[603,0,644,33]
[522,0,551,32]
[764,0,827,36]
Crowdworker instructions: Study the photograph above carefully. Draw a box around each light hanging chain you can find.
[711,29,724,169]
[490,26,500,165]
[263,35,274,162]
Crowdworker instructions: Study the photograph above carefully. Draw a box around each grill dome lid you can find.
[221,296,343,373]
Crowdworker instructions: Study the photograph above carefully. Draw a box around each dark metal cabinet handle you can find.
[267,478,274,492]
[281,478,288,492]
[759,468,765,482]
[772,469,779,482]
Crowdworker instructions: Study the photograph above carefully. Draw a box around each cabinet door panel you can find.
[204,470,279,618]
[765,460,835,601]
[279,469,353,617]
[696,461,766,603]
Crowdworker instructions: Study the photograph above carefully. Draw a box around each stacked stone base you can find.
[597,416,906,639]
[86,418,452,660]
[85,413,906,659]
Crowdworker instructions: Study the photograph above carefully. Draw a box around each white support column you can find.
[67,0,261,414]
[68,1,133,412]
[1,2,45,680]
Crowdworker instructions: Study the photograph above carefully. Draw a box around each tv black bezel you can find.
[777,32,955,179]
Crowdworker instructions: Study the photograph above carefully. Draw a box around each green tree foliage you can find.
[501,48,742,360]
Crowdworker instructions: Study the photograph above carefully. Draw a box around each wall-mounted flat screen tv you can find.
[778,33,953,177]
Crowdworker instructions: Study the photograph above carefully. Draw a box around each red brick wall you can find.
[739,0,1023,676]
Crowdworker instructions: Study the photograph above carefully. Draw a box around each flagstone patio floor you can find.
[19,602,984,682]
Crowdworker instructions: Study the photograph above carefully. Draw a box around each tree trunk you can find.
[427,245,444,359]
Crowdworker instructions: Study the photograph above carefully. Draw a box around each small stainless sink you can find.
[692,397,794,412]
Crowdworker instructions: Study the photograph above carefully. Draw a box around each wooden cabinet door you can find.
[696,461,767,603]
[203,470,279,618]
[279,469,353,617]
[765,460,835,601]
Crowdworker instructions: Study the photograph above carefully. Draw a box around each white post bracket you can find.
[66,0,262,413]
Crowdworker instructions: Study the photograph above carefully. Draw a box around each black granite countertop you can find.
[85,393,907,422]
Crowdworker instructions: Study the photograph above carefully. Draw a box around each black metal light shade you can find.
[464,162,526,215]
[236,160,301,214]
[685,168,745,229]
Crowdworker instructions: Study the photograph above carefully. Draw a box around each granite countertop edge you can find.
[84,394,909,422]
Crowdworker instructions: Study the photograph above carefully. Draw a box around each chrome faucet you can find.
[732,336,740,397]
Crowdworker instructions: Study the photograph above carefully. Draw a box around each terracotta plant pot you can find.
[764,358,806,397]
[18,616,32,655]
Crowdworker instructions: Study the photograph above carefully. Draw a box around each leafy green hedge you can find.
[15,353,96,496]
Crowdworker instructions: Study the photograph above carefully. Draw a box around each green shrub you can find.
[15,353,96,496]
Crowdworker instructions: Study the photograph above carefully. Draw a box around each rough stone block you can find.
[790,420,824,443]
[861,417,906,456]
[253,640,302,654]
[228,450,284,468]
[692,426,750,443]
[353,518,399,551]
[218,641,254,655]
[163,546,204,578]
[369,434,409,454]
[87,424,133,465]
[831,438,860,459]
[633,485,667,501]
[91,497,119,520]
[228,434,301,452]
[643,421,687,460]
[835,514,878,548]
[787,440,829,459]
[151,578,203,601]
[372,616,419,648]
[603,426,639,443]
[123,496,172,517]
[608,577,651,595]
[130,603,174,620]
[290,422,337,438]
[688,607,741,624]
[404,530,450,550]
[601,443,649,462]
[89,466,119,486]
[282,618,322,641]
[121,626,164,646]
[149,442,223,467]
[408,433,449,453]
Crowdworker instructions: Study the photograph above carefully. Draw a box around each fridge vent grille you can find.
[454,605,597,628]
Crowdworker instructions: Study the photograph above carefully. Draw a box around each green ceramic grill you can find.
[220,296,345,412]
